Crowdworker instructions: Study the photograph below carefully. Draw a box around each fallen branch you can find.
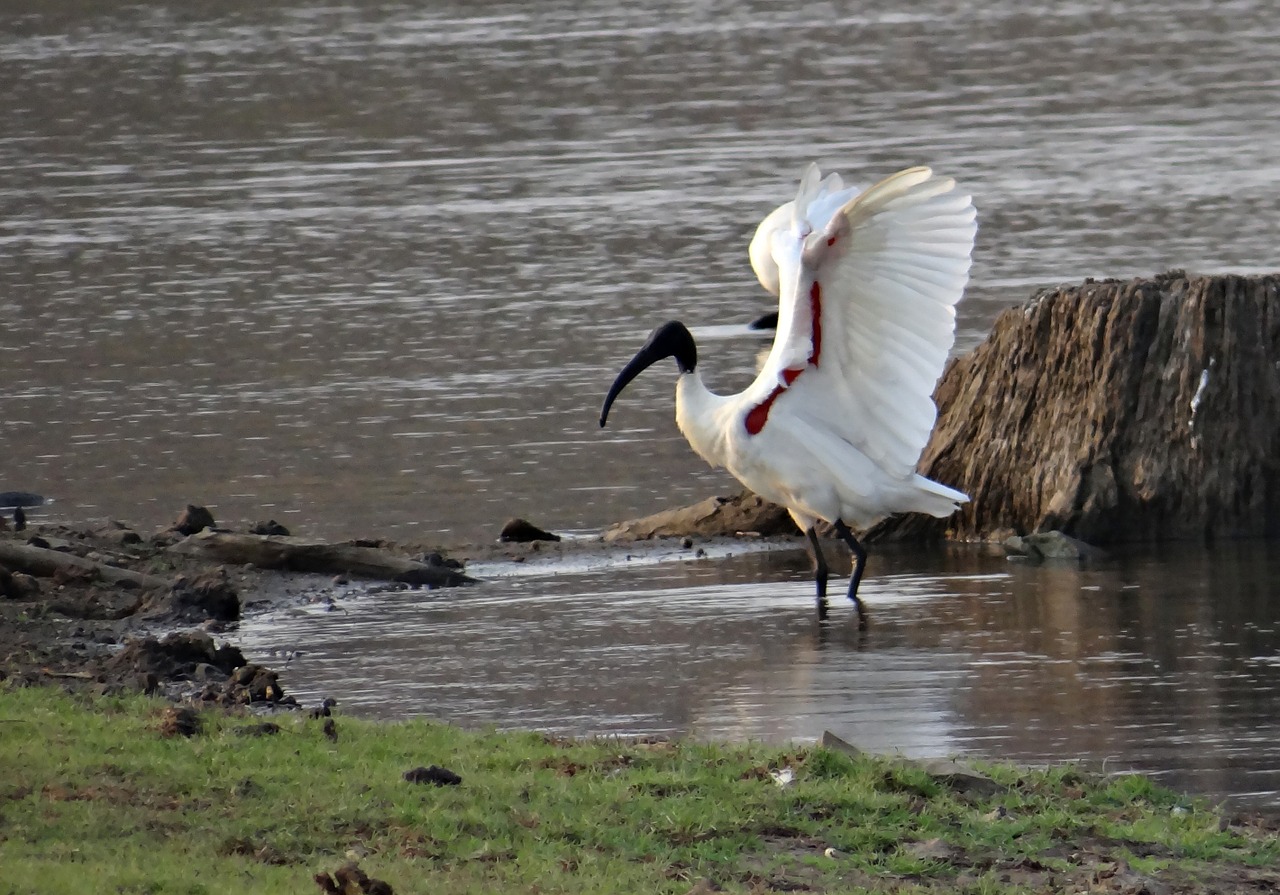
[0,541,168,591]
[167,531,475,588]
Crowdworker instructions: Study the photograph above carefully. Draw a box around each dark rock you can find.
[498,518,561,543]
[605,490,795,541]
[172,504,216,536]
[416,552,463,570]
[877,271,1280,544]
[1005,531,1108,563]
[158,706,202,738]
[916,758,1006,798]
[228,664,284,703]
[108,632,246,680]
[13,572,43,599]
[323,718,338,742]
[315,862,394,895]
[190,662,228,683]
[403,765,462,786]
[167,570,241,621]
[819,730,869,760]
[249,519,290,536]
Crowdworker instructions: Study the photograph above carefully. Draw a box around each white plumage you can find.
[601,164,977,624]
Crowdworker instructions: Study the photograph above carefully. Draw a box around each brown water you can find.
[4,1,1280,807]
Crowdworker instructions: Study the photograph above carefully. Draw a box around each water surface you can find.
[3,0,1279,540]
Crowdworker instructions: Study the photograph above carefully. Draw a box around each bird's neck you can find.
[675,372,735,469]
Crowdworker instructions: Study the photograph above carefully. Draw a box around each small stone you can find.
[498,518,561,543]
[172,505,216,536]
[820,730,869,759]
[168,570,240,621]
[917,758,1006,798]
[158,706,201,738]
[249,519,290,536]
[191,662,227,683]
[1003,530,1106,563]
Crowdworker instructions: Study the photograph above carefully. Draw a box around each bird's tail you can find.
[907,475,968,518]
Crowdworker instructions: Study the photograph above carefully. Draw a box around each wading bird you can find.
[599,164,976,625]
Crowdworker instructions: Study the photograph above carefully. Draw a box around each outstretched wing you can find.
[750,164,976,478]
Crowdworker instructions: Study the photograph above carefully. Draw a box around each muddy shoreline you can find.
[0,511,794,708]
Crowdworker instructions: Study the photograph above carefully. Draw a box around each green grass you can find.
[0,685,1275,894]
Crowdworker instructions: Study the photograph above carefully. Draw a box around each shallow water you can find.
[237,540,1280,810]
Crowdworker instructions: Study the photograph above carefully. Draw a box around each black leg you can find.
[804,526,829,621]
[832,520,868,631]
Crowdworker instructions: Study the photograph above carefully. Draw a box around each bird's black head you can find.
[599,320,698,428]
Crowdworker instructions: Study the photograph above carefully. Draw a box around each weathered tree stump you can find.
[877,271,1280,543]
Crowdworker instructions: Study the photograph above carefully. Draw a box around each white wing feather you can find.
[755,165,977,481]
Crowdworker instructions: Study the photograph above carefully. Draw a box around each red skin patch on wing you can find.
[746,366,804,434]
[745,279,824,436]
[808,281,822,366]
[745,384,785,435]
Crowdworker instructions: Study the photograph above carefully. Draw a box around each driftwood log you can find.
[878,271,1280,543]
[167,531,475,587]
[604,492,795,541]
[0,540,168,591]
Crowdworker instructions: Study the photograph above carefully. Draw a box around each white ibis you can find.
[600,164,976,625]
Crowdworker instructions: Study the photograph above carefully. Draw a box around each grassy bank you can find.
[1,686,1276,894]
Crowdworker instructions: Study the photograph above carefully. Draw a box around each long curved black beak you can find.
[599,320,697,428]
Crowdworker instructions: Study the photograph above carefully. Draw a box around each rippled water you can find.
[237,540,1280,809]
[3,0,1279,541]
[4,1,1280,808]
